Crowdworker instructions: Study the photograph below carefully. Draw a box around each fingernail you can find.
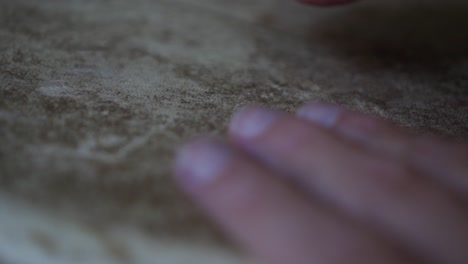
[175,139,232,190]
[297,104,341,128]
[230,107,280,139]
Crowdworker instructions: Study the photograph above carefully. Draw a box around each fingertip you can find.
[174,138,233,193]
[229,106,281,141]
[297,103,343,128]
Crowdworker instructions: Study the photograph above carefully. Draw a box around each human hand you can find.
[173,103,468,264]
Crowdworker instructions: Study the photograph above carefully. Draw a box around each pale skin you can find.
[173,1,468,264]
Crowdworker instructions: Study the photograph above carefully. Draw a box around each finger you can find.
[297,103,468,199]
[297,0,357,6]
[174,138,413,264]
[229,107,468,264]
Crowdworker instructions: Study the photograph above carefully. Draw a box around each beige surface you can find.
[1,0,468,263]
